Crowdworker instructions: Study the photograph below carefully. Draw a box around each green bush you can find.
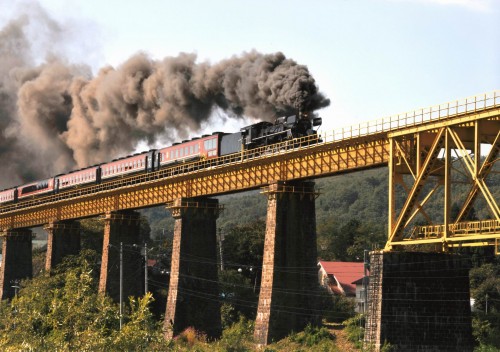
[216,316,254,352]
[343,314,365,349]
[289,324,335,347]
[472,313,500,349]
[0,250,168,351]
[317,287,356,323]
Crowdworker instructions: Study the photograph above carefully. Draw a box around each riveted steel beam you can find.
[0,136,389,229]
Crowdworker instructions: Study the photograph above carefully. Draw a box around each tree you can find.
[0,250,167,351]
[320,219,363,262]
[222,220,265,274]
[219,221,265,322]
[470,263,500,313]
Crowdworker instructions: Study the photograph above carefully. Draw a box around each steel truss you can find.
[386,117,500,251]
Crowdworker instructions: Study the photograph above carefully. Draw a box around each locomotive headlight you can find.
[312,117,322,127]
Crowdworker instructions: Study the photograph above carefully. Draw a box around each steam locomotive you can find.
[0,112,322,204]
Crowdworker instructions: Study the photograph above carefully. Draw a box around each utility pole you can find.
[363,249,369,314]
[486,293,489,314]
[11,279,20,297]
[144,242,148,294]
[119,242,123,330]
[219,228,224,271]
[11,279,19,329]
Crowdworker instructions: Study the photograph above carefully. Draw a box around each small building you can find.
[318,260,365,297]
[352,276,369,313]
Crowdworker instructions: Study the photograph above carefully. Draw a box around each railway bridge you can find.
[0,91,499,350]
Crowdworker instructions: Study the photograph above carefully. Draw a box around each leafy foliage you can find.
[343,314,365,349]
[222,220,265,271]
[467,258,500,350]
[288,324,335,347]
[216,317,255,352]
[318,287,356,323]
[0,250,167,351]
[271,324,337,352]
[219,270,258,324]
[470,262,500,313]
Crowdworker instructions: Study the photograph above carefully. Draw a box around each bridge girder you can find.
[0,137,389,229]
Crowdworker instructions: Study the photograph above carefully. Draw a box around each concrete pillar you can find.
[254,181,319,347]
[164,198,221,340]
[365,251,473,352]
[0,229,33,300]
[98,211,143,301]
[44,220,81,273]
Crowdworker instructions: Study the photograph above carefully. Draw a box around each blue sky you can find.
[3,0,500,132]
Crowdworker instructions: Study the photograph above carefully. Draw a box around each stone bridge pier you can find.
[98,210,144,301]
[45,220,81,273]
[365,251,474,352]
[164,197,222,340]
[254,180,320,347]
[0,228,33,300]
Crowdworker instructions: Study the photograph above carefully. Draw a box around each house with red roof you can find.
[318,260,369,313]
[318,260,365,296]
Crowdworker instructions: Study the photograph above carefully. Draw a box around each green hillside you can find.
[142,162,499,261]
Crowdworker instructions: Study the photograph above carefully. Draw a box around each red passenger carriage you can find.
[18,179,55,199]
[157,134,221,167]
[57,166,100,190]
[0,189,16,204]
[101,151,154,180]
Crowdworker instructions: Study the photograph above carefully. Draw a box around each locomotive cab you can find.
[313,117,322,126]
[293,111,322,137]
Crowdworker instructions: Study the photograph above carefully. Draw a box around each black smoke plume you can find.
[0,9,330,188]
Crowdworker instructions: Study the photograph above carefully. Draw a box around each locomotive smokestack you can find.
[0,9,330,188]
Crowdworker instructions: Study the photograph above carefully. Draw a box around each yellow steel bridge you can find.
[1,91,499,252]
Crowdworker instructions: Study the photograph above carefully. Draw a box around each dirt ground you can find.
[327,323,359,352]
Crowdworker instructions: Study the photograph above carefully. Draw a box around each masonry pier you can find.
[98,211,143,301]
[254,181,320,347]
[364,251,474,352]
[0,229,33,300]
[45,220,81,273]
[164,198,222,340]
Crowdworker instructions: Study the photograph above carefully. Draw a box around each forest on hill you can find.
[144,162,500,262]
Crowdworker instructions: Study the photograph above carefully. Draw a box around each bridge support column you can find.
[365,251,473,352]
[44,221,81,273]
[164,198,221,340]
[254,181,319,347]
[98,211,143,301]
[0,229,33,300]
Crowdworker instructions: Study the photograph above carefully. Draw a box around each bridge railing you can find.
[410,219,500,240]
[320,90,500,143]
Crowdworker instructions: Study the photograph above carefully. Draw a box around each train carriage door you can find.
[146,155,151,172]
[146,151,155,172]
